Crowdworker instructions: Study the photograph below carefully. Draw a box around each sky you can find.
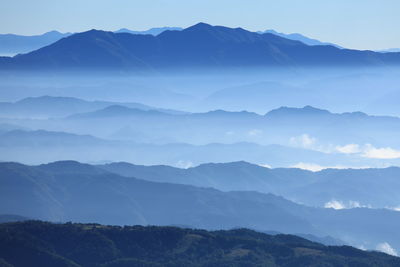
[1,0,399,50]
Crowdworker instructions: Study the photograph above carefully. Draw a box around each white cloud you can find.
[292,162,327,172]
[386,206,400,212]
[288,136,400,160]
[376,242,398,256]
[362,144,400,159]
[332,143,400,159]
[324,200,346,209]
[290,134,316,148]
[258,163,272,169]
[291,162,369,172]
[358,245,367,251]
[336,144,361,154]
[176,160,194,169]
[324,199,370,210]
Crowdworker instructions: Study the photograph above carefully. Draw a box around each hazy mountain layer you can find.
[0,96,185,118]
[0,31,71,55]
[3,102,400,151]
[1,129,397,169]
[261,29,343,48]
[100,161,400,208]
[1,160,400,252]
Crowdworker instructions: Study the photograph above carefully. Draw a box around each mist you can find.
[1,67,400,170]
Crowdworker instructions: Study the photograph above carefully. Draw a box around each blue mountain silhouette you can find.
[1,23,400,70]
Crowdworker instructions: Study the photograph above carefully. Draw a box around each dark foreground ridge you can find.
[0,221,398,267]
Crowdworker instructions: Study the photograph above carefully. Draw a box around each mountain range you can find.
[0,96,184,118]
[2,160,400,253]
[2,127,399,209]
[115,27,183,35]
[1,221,399,267]
[1,129,374,168]
[0,26,340,57]
[6,101,399,147]
[0,31,71,56]
[99,161,400,209]
[4,25,398,59]
[2,23,400,70]
[261,29,343,48]
[0,27,181,56]
[3,98,400,165]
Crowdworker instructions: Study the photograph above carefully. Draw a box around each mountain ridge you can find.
[2,23,400,70]
[261,29,343,48]
[2,160,400,253]
[2,221,398,267]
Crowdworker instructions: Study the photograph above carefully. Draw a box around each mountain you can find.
[2,160,400,252]
[0,31,71,56]
[0,96,185,118]
[1,221,399,267]
[261,29,343,48]
[0,160,317,233]
[67,105,169,119]
[2,23,400,70]
[53,105,400,147]
[0,130,108,147]
[0,129,362,168]
[4,104,400,154]
[99,161,400,208]
[115,27,183,35]
[0,28,182,56]
[0,123,28,133]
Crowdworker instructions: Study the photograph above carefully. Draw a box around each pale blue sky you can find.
[1,0,399,50]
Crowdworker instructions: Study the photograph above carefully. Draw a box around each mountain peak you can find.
[38,160,105,174]
[3,24,398,70]
[186,22,213,31]
[266,106,331,117]
[73,29,111,38]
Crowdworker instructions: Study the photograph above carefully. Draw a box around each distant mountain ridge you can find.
[0,129,359,168]
[0,96,185,118]
[261,29,343,48]
[0,31,72,56]
[60,104,400,147]
[115,26,183,35]
[2,160,400,253]
[2,23,400,70]
[99,160,400,208]
[3,102,400,160]
[0,28,182,56]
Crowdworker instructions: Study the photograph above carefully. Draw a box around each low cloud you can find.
[176,160,194,169]
[376,242,398,256]
[334,143,400,159]
[290,134,316,149]
[324,199,370,210]
[386,206,400,212]
[289,134,400,160]
[335,144,361,154]
[362,144,400,159]
[291,162,369,172]
[259,163,272,169]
